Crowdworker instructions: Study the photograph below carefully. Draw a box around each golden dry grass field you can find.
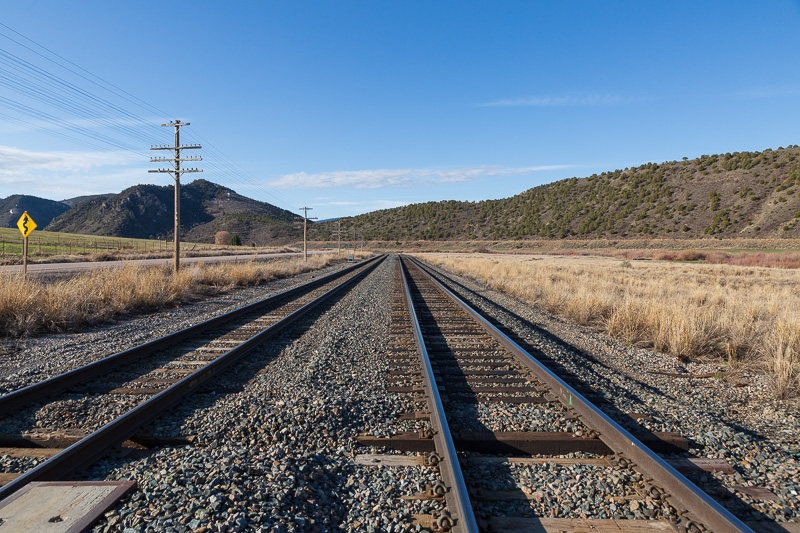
[418,252,800,398]
[0,253,367,338]
[0,226,305,265]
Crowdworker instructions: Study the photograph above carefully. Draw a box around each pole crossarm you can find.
[148,169,203,173]
[150,145,202,150]
[149,157,203,163]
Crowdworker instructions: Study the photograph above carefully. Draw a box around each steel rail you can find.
[0,254,382,416]
[406,255,753,533]
[0,255,385,502]
[399,257,479,533]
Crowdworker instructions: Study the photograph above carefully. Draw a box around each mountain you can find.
[0,195,71,229]
[315,146,800,241]
[61,194,113,208]
[45,179,302,244]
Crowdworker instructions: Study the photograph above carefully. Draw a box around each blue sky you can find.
[2,1,800,220]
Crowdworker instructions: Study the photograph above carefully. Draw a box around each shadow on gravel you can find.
[74,273,372,530]
[416,260,780,525]
[0,286,348,433]
[404,269,531,520]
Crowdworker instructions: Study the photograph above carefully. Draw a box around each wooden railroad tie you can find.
[358,430,688,455]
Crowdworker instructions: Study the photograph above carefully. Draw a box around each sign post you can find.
[16,211,37,277]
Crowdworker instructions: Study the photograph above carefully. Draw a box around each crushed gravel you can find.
[2,253,798,530]
[0,263,349,395]
[78,256,442,532]
[417,256,800,525]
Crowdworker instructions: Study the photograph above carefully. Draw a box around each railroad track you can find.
[358,255,775,533]
[0,254,385,503]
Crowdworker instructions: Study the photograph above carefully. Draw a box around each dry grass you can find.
[567,249,800,269]
[0,253,363,338]
[0,243,300,266]
[355,237,800,253]
[419,253,800,398]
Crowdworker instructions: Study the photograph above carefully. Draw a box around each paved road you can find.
[0,250,333,279]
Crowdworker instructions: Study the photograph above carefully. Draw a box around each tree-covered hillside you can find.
[315,146,800,241]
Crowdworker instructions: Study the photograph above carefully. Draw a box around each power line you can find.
[181,129,301,210]
[0,21,170,118]
[0,22,300,213]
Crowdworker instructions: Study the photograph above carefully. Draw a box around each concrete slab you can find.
[0,481,136,532]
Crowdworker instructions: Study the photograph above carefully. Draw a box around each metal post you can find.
[337,220,341,255]
[22,236,28,277]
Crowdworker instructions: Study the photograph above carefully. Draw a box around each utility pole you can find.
[149,120,202,273]
[299,207,317,261]
[337,220,342,255]
[330,219,345,255]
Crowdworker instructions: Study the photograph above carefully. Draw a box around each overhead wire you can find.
[0,110,145,158]
[182,129,301,209]
[0,49,161,143]
[0,22,302,213]
[0,21,169,118]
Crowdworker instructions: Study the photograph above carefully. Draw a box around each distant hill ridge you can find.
[315,145,800,241]
[5,146,800,244]
[43,179,302,244]
[0,195,70,229]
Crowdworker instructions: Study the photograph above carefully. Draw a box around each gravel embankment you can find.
[418,257,800,524]
[0,263,351,395]
[3,253,798,530]
[78,256,442,532]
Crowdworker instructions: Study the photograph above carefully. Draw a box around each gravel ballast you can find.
[416,256,800,525]
[1,253,798,530]
[77,256,444,532]
[0,263,351,395]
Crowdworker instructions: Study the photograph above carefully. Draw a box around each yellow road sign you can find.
[17,211,37,238]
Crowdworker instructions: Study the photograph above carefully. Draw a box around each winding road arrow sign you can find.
[16,211,37,238]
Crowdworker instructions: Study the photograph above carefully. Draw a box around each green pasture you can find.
[0,227,221,259]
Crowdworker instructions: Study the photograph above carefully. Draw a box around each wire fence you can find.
[0,236,221,259]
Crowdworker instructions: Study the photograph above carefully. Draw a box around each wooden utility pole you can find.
[336,220,342,255]
[299,207,317,261]
[149,120,202,273]
[330,219,345,255]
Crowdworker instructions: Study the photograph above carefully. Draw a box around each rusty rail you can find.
[0,255,385,502]
[0,255,382,416]
[399,257,479,533]
[405,255,753,533]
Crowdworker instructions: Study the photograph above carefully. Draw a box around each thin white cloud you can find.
[0,145,147,199]
[731,84,800,100]
[480,93,626,107]
[0,145,120,175]
[268,165,575,190]
[317,199,410,209]
[371,199,410,209]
